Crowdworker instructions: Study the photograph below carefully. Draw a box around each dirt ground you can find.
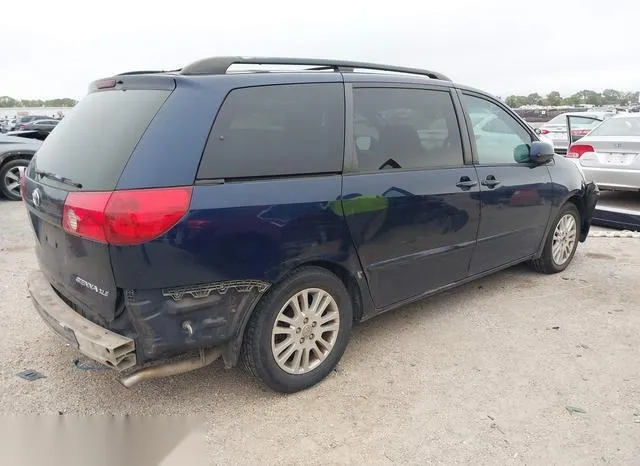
[0,199,639,465]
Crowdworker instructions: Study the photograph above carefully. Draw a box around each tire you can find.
[531,203,580,274]
[241,266,353,393]
[0,158,29,201]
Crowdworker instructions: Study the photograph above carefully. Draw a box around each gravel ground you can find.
[1,199,639,465]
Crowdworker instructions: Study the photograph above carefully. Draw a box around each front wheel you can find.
[531,203,580,274]
[0,158,29,201]
[241,267,353,393]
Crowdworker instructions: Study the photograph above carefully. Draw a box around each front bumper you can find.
[27,270,136,371]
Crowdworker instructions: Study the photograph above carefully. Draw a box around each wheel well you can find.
[566,195,588,239]
[302,261,364,323]
[567,194,584,219]
[0,153,33,168]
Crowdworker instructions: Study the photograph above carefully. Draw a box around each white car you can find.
[538,111,614,154]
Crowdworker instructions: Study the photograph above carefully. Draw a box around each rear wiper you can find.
[34,169,83,189]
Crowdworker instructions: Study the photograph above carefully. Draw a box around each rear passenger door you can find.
[342,84,481,310]
[459,92,553,275]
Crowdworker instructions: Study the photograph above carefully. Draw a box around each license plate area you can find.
[601,153,634,165]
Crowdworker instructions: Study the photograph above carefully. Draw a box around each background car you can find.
[14,115,50,131]
[566,113,640,191]
[0,134,42,200]
[537,111,613,154]
[9,119,60,140]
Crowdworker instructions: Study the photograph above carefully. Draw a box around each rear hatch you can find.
[23,78,174,323]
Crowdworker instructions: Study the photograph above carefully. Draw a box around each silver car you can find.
[567,113,640,191]
[539,111,614,153]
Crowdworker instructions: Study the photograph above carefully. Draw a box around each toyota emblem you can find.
[32,188,41,207]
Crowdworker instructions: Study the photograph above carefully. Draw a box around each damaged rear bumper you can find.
[27,270,137,371]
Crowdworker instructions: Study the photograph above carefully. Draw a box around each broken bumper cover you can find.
[27,270,136,371]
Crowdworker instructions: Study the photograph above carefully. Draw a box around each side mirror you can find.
[529,141,554,164]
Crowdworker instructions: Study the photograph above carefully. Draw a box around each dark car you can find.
[9,118,60,141]
[22,57,599,393]
[14,115,50,131]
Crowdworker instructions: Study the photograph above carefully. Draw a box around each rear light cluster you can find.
[62,187,192,245]
[566,144,594,159]
[539,129,550,135]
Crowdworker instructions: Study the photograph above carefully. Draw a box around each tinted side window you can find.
[462,94,533,165]
[352,88,463,171]
[198,83,344,179]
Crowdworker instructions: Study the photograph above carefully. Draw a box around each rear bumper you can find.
[581,166,640,191]
[27,270,136,371]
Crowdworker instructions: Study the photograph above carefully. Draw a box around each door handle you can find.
[481,175,501,188]
[456,176,478,190]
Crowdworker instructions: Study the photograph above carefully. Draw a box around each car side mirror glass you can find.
[513,144,531,163]
[529,141,554,164]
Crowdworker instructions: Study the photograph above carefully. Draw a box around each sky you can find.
[0,0,636,101]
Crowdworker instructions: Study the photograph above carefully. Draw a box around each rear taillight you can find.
[566,144,594,159]
[540,129,550,135]
[63,187,192,245]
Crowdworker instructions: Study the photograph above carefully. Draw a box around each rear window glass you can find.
[31,89,170,191]
[588,117,640,137]
[198,83,344,179]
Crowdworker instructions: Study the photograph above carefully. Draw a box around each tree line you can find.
[505,89,639,108]
[0,96,77,108]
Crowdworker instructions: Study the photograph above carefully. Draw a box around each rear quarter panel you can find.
[109,176,362,288]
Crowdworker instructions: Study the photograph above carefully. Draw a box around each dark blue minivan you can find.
[22,57,599,393]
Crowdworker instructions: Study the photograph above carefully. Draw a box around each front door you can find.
[342,84,480,309]
[460,92,553,275]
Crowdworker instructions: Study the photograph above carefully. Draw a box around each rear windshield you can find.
[31,89,170,191]
[588,117,640,137]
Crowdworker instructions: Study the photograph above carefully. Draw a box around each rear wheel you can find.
[0,158,29,201]
[241,267,353,393]
[532,203,580,274]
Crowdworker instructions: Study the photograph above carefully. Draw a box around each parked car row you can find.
[1,115,61,134]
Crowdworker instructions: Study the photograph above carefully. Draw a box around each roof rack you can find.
[116,69,181,76]
[179,56,450,81]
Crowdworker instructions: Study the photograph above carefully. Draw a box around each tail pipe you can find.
[119,348,222,388]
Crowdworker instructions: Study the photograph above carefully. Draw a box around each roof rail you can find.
[116,69,180,76]
[179,56,450,81]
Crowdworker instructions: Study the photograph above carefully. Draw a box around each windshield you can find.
[588,117,640,137]
[30,89,171,191]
